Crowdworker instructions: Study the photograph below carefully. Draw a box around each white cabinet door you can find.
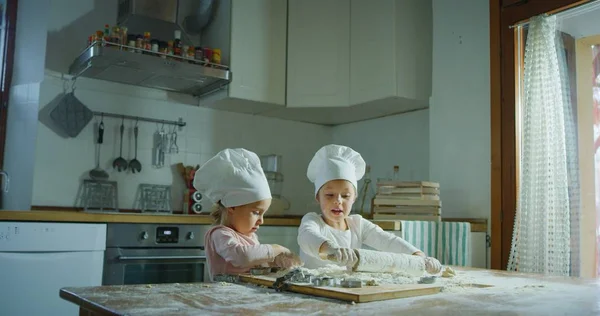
[350,0,397,105]
[229,0,287,105]
[395,0,432,101]
[287,0,350,107]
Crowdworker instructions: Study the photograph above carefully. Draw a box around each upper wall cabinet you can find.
[350,0,397,105]
[228,0,287,105]
[286,0,351,108]
[284,0,431,109]
[206,0,432,124]
[395,0,432,102]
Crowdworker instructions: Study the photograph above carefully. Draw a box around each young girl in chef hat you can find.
[194,148,301,281]
[297,144,442,274]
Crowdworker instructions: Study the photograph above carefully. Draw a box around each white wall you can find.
[33,73,331,214]
[331,109,430,212]
[430,0,491,222]
[2,0,50,210]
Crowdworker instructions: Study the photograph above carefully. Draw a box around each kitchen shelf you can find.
[68,41,232,98]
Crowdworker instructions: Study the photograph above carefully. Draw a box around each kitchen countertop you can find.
[0,210,487,232]
[60,267,600,315]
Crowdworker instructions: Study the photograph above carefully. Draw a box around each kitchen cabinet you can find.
[0,222,106,316]
[395,0,432,102]
[350,0,397,105]
[286,0,351,108]
[205,0,432,124]
[285,0,430,109]
[228,0,287,106]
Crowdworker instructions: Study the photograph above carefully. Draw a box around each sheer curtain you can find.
[507,14,580,276]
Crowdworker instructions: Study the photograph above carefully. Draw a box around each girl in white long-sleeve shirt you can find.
[297,144,442,274]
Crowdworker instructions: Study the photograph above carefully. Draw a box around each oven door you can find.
[103,247,207,285]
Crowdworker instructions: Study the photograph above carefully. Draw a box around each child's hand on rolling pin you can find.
[424,257,442,274]
[319,241,358,268]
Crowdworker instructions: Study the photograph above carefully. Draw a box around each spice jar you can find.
[194,47,203,61]
[151,39,159,56]
[126,34,136,52]
[159,41,168,59]
[203,48,213,65]
[135,35,144,53]
[212,48,221,65]
[167,41,174,59]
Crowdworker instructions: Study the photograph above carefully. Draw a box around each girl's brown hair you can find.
[210,201,228,225]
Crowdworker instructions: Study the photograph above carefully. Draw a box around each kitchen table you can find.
[60,267,600,315]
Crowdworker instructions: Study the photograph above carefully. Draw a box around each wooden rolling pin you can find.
[320,248,425,277]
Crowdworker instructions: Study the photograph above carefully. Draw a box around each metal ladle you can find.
[113,117,128,172]
[129,122,142,173]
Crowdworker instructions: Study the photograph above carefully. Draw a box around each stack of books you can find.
[371,181,441,221]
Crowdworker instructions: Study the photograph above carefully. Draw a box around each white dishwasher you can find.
[0,222,106,316]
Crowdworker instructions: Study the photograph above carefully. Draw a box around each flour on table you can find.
[271,264,484,294]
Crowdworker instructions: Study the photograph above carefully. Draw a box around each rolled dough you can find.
[442,266,456,278]
[354,249,425,277]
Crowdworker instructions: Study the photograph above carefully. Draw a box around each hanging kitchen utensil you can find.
[160,124,168,166]
[112,117,128,172]
[169,126,179,154]
[89,115,109,180]
[129,121,142,173]
[49,78,93,137]
[152,124,165,168]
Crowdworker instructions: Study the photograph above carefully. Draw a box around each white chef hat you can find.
[307,144,366,196]
[193,148,272,207]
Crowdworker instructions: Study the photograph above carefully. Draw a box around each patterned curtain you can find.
[507,14,578,276]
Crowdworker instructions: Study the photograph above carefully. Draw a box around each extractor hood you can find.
[68,42,231,98]
[117,0,216,46]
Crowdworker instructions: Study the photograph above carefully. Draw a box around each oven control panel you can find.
[155,227,179,243]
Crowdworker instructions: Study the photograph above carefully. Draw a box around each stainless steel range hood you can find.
[68,42,231,98]
[117,0,216,46]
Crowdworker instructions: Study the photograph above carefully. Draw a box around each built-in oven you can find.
[103,223,209,285]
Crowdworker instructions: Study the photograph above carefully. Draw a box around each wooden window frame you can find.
[490,0,593,270]
[0,0,18,170]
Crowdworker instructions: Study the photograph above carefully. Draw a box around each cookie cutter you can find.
[418,276,437,284]
[249,267,272,275]
[313,277,337,287]
[340,279,362,288]
[213,274,240,283]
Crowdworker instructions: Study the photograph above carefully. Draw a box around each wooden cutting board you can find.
[238,274,442,303]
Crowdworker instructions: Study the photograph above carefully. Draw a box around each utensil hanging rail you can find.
[92,112,186,127]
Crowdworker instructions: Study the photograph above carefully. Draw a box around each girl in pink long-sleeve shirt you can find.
[194,148,301,281]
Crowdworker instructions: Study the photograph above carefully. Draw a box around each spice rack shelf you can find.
[68,41,232,98]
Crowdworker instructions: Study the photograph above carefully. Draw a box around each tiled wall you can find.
[2,83,41,210]
[332,109,430,213]
[32,72,332,214]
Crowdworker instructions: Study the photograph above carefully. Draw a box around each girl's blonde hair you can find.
[210,201,228,225]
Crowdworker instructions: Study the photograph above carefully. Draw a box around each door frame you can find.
[489,0,593,270]
[574,34,600,277]
[0,0,19,169]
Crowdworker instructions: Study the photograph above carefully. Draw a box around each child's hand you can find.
[273,252,303,269]
[319,241,358,268]
[271,244,291,257]
[424,257,442,274]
